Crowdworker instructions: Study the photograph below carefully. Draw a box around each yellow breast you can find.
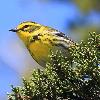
[28,40,53,67]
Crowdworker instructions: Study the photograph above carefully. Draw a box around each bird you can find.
[9,21,75,67]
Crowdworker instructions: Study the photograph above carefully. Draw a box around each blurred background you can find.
[0,0,100,99]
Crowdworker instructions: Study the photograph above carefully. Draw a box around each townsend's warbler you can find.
[9,21,75,67]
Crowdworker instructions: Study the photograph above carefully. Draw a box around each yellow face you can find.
[12,21,41,44]
[17,21,41,34]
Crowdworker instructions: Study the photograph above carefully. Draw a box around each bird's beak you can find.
[9,28,18,32]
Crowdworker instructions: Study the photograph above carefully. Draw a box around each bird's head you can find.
[9,21,41,43]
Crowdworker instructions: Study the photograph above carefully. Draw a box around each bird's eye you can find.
[19,25,31,31]
[24,25,29,28]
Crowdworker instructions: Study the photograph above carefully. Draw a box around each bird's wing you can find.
[47,27,75,45]
[47,27,65,37]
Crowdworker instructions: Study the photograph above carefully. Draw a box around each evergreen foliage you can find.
[8,32,100,100]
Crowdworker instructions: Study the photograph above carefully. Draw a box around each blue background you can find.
[0,0,100,99]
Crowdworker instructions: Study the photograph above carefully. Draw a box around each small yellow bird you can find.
[9,21,75,67]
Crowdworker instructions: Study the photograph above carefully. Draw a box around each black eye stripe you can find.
[23,25,30,28]
[20,25,31,30]
[19,25,41,32]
